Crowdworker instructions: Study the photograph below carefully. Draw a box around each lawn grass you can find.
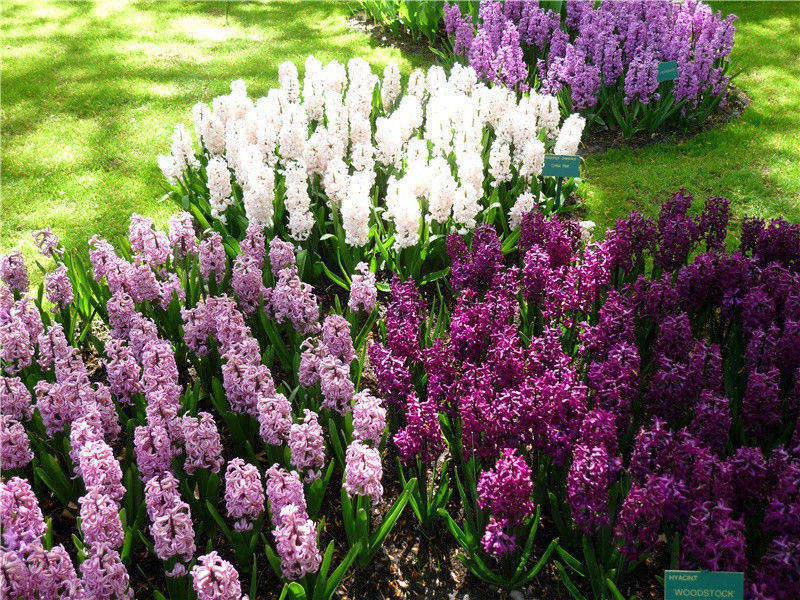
[2,1,799,271]
[1,0,421,273]
[581,1,800,233]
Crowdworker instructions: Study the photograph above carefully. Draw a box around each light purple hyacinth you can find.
[0,477,47,550]
[191,551,248,600]
[199,231,227,283]
[44,265,74,310]
[348,262,377,313]
[0,250,29,292]
[265,464,307,527]
[129,213,172,267]
[344,440,383,504]
[32,227,63,258]
[79,487,124,549]
[183,412,224,475]
[273,504,322,580]
[288,409,325,482]
[319,354,354,414]
[321,314,355,363]
[241,224,267,265]
[224,458,265,532]
[222,357,275,417]
[0,415,33,469]
[231,253,268,314]
[271,267,320,335]
[28,543,84,600]
[0,376,33,421]
[79,440,125,505]
[298,338,325,387]
[352,390,386,446]
[268,237,296,276]
[80,545,133,600]
[168,211,198,258]
[104,339,141,403]
[257,392,292,446]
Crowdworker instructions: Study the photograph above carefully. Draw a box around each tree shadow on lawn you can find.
[2,0,419,257]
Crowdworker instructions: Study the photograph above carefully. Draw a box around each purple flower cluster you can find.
[445,1,736,126]
[224,458,265,532]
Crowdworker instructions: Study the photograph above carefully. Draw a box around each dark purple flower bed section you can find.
[371,191,799,598]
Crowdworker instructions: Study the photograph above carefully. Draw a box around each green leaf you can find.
[368,477,416,556]
[323,542,361,600]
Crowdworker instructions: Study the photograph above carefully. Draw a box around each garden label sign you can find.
[664,570,744,600]
[658,60,679,82]
[543,154,581,179]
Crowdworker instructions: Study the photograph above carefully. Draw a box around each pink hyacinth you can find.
[224,458,265,532]
[79,440,125,505]
[183,412,224,475]
[298,338,324,387]
[28,543,84,600]
[273,504,322,580]
[69,408,105,474]
[134,422,175,482]
[44,265,74,310]
[348,262,377,313]
[79,487,124,549]
[257,392,292,445]
[0,416,33,469]
[191,551,248,600]
[288,409,325,482]
[148,492,196,576]
[319,354,354,414]
[271,267,320,335]
[144,473,182,521]
[222,357,276,417]
[344,440,383,504]
[351,390,386,446]
[268,237,296,276]
[104,339,141,403]
[80,545,133,600]
[0,477,46,550]
[321,314,355,363]
[199,231,227,283]
[0,375,33,421]
[128,213,172,267]
[168,211,198,258]
[0,250,29,292]
[265,464,307,526]
[32,227,63,258]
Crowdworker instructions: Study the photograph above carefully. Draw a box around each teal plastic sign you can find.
[658,60,679,82]
[664,570,743,600]
[542,154,580,178]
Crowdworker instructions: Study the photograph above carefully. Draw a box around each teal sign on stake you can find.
[664,570,744,600]
[543,154,580,178]
[658,60,679,82]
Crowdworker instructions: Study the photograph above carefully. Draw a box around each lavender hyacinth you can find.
[348,262,377,313]
[183,412,224,475]
[224,458,265,532]
[273,504,322,580]
[191,552,248,600]
[344,440,383,504]
[288,409,325,482]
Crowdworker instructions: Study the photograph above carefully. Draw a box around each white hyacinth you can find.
[385,177,421,249]
[341,171,373,247]
[553,114,586,156]
[163,58,587,250]
[206,157,234,223]
[509,191,538,230]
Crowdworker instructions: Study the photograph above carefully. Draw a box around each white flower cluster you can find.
[159,57,586,248]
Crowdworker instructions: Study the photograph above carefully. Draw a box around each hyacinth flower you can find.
[156,59,591,289]
[444,0,737,138]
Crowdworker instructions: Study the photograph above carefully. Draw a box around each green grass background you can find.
[2,0,799,269]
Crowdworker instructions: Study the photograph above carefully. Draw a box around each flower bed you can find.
[158,58,586,286]
[441,0,737,138]
[2,189,798,598]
